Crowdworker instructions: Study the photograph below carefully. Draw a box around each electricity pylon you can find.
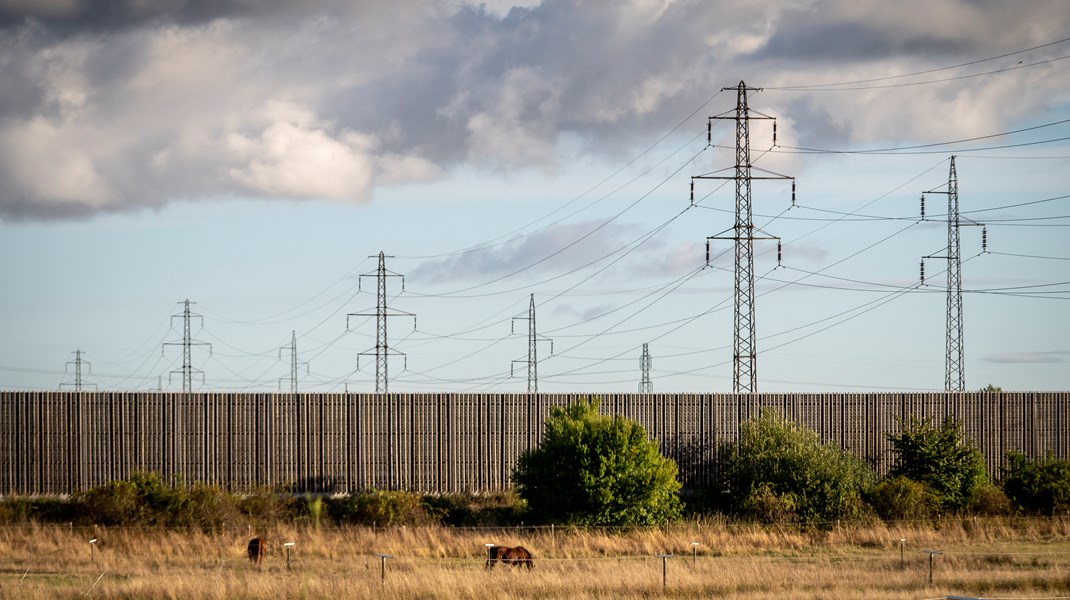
[60,350,96,391]
[638,343,653,393]
[920,156,986,392]
[162,299,212,392]
[692,80,795,393]
[511,294,553,393]
[347,251,415,393]
[279,330,310,393]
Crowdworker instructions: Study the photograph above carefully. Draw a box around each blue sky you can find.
[0,0,1068,393]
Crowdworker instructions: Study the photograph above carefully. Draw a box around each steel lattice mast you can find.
[60,350,95,391]
[694,81,793,393]
[527,294,538,393]
[511,293,552,393]
[638,343,653,393]
[374,252,389,392]
[945,157,964,392]
[921,156,986,392]
[348,252,415,394]
[729,83,757,393]
[162,299,210,392]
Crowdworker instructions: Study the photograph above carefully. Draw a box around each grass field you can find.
[1,518,1069,599]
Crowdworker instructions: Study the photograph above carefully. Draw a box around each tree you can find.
[718,411,875,525]
[886,417,988,513]
[513,398,682,526]
[980,384,1003,392]
[1002,452,1070,516]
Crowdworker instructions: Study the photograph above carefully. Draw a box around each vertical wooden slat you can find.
[3,391,1070,494]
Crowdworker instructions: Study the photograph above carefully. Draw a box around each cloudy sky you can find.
[1,0,1068,393]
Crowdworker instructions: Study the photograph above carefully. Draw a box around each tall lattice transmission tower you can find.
[162,299,212,392]
[279,330,309,393]
[692,81,794,393]
[638,343,653,393]
[920,156,986,392]
[511,294,553,393]
[60,350,96,391]
[347,252,415,393]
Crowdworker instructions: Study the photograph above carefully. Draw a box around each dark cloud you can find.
[0,0,1068,221]
[0,0,293,33]
[748,21,973,63]
[411,220,638,283]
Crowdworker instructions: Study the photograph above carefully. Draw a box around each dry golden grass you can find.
[1,518,1068,599]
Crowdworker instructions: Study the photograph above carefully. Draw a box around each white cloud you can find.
[226,101,379,202]
[1,116,112,206]
[0,0,1068,220]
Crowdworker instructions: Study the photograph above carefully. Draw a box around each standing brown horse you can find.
[247,537,266,566]
[485,545,534,570]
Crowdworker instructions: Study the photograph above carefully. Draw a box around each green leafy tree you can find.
[886,417,988,513]
[718,411,874,525]
[1002,452,1070,516]
[980,384,1003,392]
[513,398,682,526]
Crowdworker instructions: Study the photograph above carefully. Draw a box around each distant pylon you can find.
[279,330,309,393]
[60,350,96,391]
[511,294,553,393]
[638,343,653,393]
[162,299,211,392]
[693,81,794,393]
[347,252,415,393]
[920,156,986,392]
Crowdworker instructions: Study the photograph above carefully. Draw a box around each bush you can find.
[238,487,299,525]
[969,481,1012,516]
[1002,452,1070,516]
[513,398,682,526]
[0,496,78,524]
[865,476,937,522]
[422,491,525,526]
[887,417,989,514]
[77,472,245,529]
[328,490,436,526]
[717,411,875,526]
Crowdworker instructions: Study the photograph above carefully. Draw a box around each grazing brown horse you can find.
[247,537,266,566]
[485,545,534,570]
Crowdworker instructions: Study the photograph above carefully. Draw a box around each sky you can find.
[0,0,1068,394]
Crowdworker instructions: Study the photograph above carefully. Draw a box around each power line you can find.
[988,251,1070,261]
[395,91,725,262]
[767,52,1070,92]
[779,118,1070,155]
[766,35,1070,90]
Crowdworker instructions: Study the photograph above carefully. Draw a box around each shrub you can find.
[717,411,875,526]
[422,491,525,526]
[328,490,436,526]
[969,481,1012,516]
[1002,452,1070,516]
[865,476,937,522]
[0,496,79,524]
[887,417,989,514]
[238,487,301,524]
[513,398,682,526]
[78,472,244,528]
